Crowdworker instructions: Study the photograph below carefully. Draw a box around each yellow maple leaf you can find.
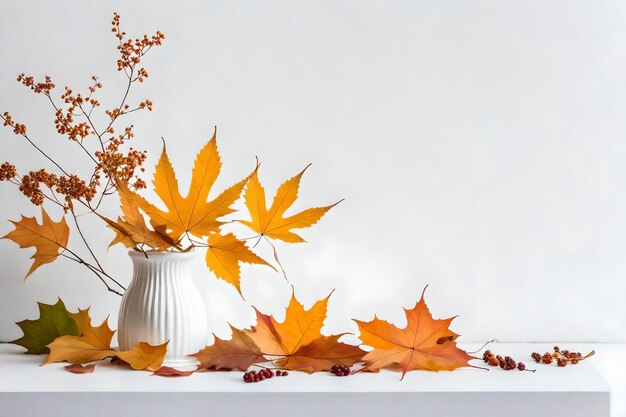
[127,131,249,241]
[239,165,341,243]
[116,341,168,371]
[105,182,178,250]
[2,207,70,278]
[249,292,331,355]
[45,308,168,371]
[45,315,115,364]
[206,233,274,293]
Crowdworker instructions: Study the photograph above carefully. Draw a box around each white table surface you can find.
[0,342,617,417]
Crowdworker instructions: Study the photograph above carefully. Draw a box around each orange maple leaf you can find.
[239,165,341,243]
[2,207,69,278]
[248,292,365,372]
[355,287,474,379]
[128,130,250,241]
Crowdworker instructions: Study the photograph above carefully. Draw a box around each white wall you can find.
[1,0,625,343]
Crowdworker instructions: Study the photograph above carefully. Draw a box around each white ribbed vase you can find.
[118,251,208,369]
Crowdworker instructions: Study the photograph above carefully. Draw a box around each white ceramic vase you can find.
[118,251,208,369]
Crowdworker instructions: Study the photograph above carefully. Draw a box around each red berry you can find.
[517,362,526,371]
[282,371,288,376]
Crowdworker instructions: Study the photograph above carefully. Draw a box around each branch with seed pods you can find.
[531,346,595,367]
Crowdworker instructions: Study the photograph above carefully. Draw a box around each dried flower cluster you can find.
[0,13,165,295]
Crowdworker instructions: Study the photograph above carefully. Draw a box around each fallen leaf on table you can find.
[64,363,96,374]
[153,366,195,377]
[355,286,474,379]
[192,325,265,371]
[3,207,69,278]
[239,166,341,243]
[248,292,365,373]
[46,315,116,365]
[12,298,79,354]
[116,341,168,372]
[276,334,366,373]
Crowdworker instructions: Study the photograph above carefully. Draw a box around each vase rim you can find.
[128,250,196,260]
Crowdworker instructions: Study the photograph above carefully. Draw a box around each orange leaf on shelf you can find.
[45,316,116,365]
[247,292,365,373]
[354,287,474,379]
[116,341,168,372]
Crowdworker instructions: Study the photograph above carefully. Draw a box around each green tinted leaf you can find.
[12,298,79,354]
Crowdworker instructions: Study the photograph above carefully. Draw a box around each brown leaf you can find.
[192,325,265,371]
[64,363,96,374]
[276,335,365,373]
[355,287,474,379]
[153,366,195,377]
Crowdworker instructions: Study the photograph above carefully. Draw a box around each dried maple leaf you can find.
[205,233,274,293]
[116,341,168,371]
[127,132,250,241]
[45,315,116,365]
[3,207,69,278]
[277,334,365,373]
[153,366,195,377]
[191,325,265,371]
[239,166,341,243]
[105,182,178,250]
[12,298,79,354]
[248,292,365,373]
[64,363,96,374]
[355,287,474,379]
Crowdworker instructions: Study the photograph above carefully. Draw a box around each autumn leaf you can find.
[127,131,250,241]
[3,207,70,278]
[239,165,341,243]
[64,363,96,374]
[250,292,330,355]
[106,182,178,250]
[355,287,474,379]
[116,341,168,371]
[153,366,195,377]
[12,298,79,354]
[277,334,365,373]
[192,325,265,371]
[205,233,273,293]
[46,315,116,365]
[248,292,365,373]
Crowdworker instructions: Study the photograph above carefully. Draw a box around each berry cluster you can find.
[330,365,351,376]
[242,369,288,383]
[531,346,586,368]
[482,350,534,372]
